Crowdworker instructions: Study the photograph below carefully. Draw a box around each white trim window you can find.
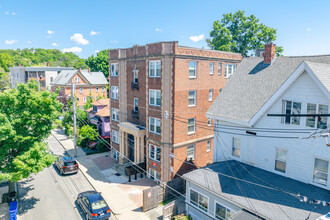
[149,60,161,77]
[187,145,195,161]
[215,201,234,220]
[225,64,237,78]
[113,149,120,160]
[133,69,139,83]
[218,63,222,75]
[80,87,83,94]
[188,90,196,107]
[75,77,80,83]
[112,130,119,144]
[210,62,214,75]
[208,118,212,126]
[149,144,161,162]
[209,89,213,101]
[102,87,105,92]
[207,140,211,152]
[111,86,118,100]
[89,87,92,92]
[313,158,328,186]
[282,100,301,125]
[96,87,99,93]
[134,98,138,112]
[149,89,161,107]
[149,117,161,135]
[189,61,197,78]
[188,118,196,134]
[275,148,287,173]
[149,168,161,181]
[111,108,119,122]
[83,97,87,103]
[232,137,240,158]
[190,189,208,212]
[111,63,118,76]
[306,103,328,129]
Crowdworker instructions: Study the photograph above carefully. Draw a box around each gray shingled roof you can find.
[183,160,330,220]
[306,61,330,92]
[24,67,74,71]
[207,56,330,123]
[52,70,108,85]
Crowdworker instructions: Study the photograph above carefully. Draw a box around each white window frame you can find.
[111,86,118,100]
[83,97,87,103]
[80,87,83,94]
[102,87,105,92]
[232,137,240,158]
[111,63,118,76]
[225,64,237,78]
[149,60,161,77]
[89,87,92,92]
[210,62,214,75]
[96,87,99,93]
[189,189,209,213]
[218,63,222,75]
[214,201,234,220]
[111,108,119,122]
[209,89,213,101]
[149,144,161,162]
[281,100,301,125]
[313,157,329,186]
[275,148,287,173]
[208,118,212,126]
[306,103,328,129]
[207,140,211,152]
[75,77,80,83]
[149,89,161,107]
[112,130,119,144]
[149,117,161,135]
[188,90,196,107]
[189,61,197,78]
[187,145,195,160]
[188,118,196,134]
[133,69,139,83]
[149,168,160,181]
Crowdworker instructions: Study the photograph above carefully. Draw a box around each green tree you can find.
[86,50,109,77]
[0,81,62,183]
[206,10,283,56]
[77,125,98,148]
[0,72,10,91]
[0,53,14,72]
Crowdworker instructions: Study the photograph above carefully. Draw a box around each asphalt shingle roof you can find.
[52,70,108,85]
[183,160,330,220]
[207,55,330,123]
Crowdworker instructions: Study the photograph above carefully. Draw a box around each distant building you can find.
[86,98,110,138]
[108,41,242,182]
[51,69,108,106]
[9,65,73,90]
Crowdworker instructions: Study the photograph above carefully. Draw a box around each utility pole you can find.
[71,83,77,157]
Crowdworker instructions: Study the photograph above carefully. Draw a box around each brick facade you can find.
[109,41,242,181]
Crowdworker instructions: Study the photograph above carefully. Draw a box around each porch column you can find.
[119,131,125,164]
[134,135,138,163]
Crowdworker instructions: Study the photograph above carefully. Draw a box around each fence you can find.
[163,199,186,220]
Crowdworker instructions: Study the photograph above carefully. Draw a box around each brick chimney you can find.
[263,43,276,64]
[46,62,50,67]
[79,68,81,72]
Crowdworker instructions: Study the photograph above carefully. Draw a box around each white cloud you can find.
[47,30,54,35]
[5,40,18,45]
[155,28,162,32]
[12,12,15,15]
[90,30,100,36]
[52,43,58,47]
[27,41,32,44]
[62,47,82,54]
[5,11,9,15]
[95,50,100,53]
[70,33,89,45]
[110,40,119,44]
[306,28,311,32]
[190,34,205,42]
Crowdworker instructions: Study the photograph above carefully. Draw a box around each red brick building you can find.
[109,41,242,182]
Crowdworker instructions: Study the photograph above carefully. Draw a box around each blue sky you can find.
[1,0,330,58]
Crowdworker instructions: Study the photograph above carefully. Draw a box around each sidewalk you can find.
[51,129,158,220]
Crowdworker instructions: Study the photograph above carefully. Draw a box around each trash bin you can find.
[9,201,17,220]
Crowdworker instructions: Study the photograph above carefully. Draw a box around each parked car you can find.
[77,191,111,220]
[55,156,79,175]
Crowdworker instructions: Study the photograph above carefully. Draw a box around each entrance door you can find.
[128,134,135,162]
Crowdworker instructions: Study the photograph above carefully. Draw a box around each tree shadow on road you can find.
[18,177,40,215]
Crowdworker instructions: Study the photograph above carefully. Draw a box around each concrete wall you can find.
[9,67,26,88]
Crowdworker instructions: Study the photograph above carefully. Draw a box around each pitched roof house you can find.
[86,98,110,138]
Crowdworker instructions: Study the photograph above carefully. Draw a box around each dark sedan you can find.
[77,191,111,220]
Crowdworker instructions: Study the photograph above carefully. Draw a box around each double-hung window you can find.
[96,87,99,93]
[149,117,161,135]
[187,145,195,160]
[149,60,161,77]
[207,140,211,152]
[111,108,119,122]
[210,62,214,75]
[112,130,119,144]
[149,89,161,107]
[232,137,240,158]
[209,89,213,101]
[149,168,161,181]
[189,61,197,78]
[149,144,161,162]
[313,158,328,185]
[111,63,118,76]
[89,87,92,92]
[75,77,80,83]
[218,63,222,75]
[188,90,196,106]
[282,100,301,125]
[134,98,138,112]
[111,86,118,100]
[225,64,237,78]
[275,148,287,173]
[83,97,87,103]
[102,87,105,92]
[80,87,83,94]
[188,118,196,134]
[306,103,328,129]
[190,189,208,212]
[215,202,234,220]
[208,118,212,126]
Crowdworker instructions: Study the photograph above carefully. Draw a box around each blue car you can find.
[77,191,111,220]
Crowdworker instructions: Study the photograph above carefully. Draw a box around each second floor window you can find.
[210,62,214,75]
[189,61,197,78]
[89,87,92,92]
[306,103,328,129]
[149,89,161,107]
[282,100,301,125]
[149,117,161,135]
[218,63,222,75]
[112,130,119,144]
[102,87,105,92]
[149,144,161,162]
[149,60,161,77]
[111,86,118,100]
[225,64,237,78]
[188,118,196,134]
[80,87,83,94]
[75,77,80,83]
[112,108,119,121]
[188,90,196,106]
[111,63,118,76]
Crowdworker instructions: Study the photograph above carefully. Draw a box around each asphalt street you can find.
[18,134,114,220]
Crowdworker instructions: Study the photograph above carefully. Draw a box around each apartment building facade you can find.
[109,41,242,182]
